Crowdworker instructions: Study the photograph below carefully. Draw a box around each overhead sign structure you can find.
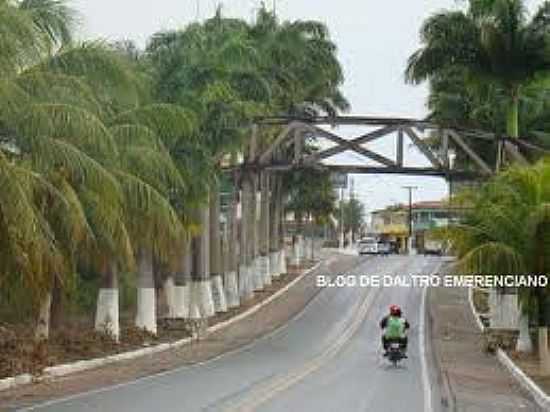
[331,172,348,189]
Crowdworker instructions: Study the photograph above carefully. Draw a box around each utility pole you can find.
[348,178,355,247]
[339,188,344,250]
[402,186,417,254]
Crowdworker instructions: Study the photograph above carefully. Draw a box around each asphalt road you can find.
[24,255,443,412]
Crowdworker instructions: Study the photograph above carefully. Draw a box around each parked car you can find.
[358,237,378,255]
[377,241,391,255]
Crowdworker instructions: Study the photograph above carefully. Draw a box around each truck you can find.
[423,238,443,255]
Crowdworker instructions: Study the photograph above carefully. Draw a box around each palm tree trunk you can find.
[516,301,533,353]
[539,326,550,375]
[225,180,240,308]
[135,248,157,334]
[196,195,215,318]
[50,276,64,331]
[309,214,315,261]
[163,272,176,319]
[95,260,120,341]
[538,292,550,375]
[251,174,264,291]
[506,87,520,138]
[293,212,303,266]
[269,175,281,279]
[239,175,254,300]
[174,236,192,318]
[278,190,287,275]
[35,291,52,341]
[259,172,272,286]
[209,182,228,313]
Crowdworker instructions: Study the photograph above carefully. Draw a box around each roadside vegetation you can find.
[0,1,347,378]
[407,0,550,374]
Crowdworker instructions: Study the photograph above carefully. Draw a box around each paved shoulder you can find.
[428,283,539,411]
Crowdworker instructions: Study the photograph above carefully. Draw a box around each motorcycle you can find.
[387,341,406,366]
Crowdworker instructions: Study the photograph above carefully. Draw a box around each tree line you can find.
[0,1,348,342]
[407,0,550,373]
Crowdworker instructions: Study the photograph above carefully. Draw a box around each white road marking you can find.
[419,285,432,412]
[419,258,441,412]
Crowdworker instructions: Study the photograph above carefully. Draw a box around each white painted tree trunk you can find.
[293,239,301,266]
[95,289,120,341]
[196,198,215,318]
[225,180,240,308]
[224,271,240,308]
[211,275,228,313]
[270,251,280,279]
[135,249,157,334]
[174,285,190,318]
[175,236,192,319]
[539,327,550,375]
[240,175,255,300]
[189,281,202,320]
[35,292,52,341]
[163,276,176,319]
[259,255,271,286]
[502,293,519,329]
[136,288,156,334]
[238,263,247,298]
[516,303,533,353]
[239,263,254,300]
[209,182,227,313]
[258,172,271,287]
[490,289,519,329]
[279,249,287,275]
[197,279,215,317]
[252,257,264,291]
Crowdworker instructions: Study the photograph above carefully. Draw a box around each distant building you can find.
[371,199,460,253]
[371,205,409,252]
[411,200,452,231]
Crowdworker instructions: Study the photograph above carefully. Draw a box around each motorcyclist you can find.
[380,304,409,357]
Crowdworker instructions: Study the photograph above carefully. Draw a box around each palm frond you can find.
[18,0,77,47]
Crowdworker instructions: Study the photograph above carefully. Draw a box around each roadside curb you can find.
[497,349,550,410]
[0,256,332,393]
[208,257,330,334]
[467,286,550,410]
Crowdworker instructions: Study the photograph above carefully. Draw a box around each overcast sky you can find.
[72,0,523,215]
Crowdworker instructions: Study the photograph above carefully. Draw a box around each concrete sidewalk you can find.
[428,284,540,411]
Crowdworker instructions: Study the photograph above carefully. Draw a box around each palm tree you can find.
[406,0,550,139]
[0,0,133,339]
[2,0,189,340]
[445,160,550,373]
[146,14,271,301]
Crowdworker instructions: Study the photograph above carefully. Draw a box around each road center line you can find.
[221,285,383,412]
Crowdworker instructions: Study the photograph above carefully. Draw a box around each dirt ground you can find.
[0,254,360,410]
[0,265,311,382]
